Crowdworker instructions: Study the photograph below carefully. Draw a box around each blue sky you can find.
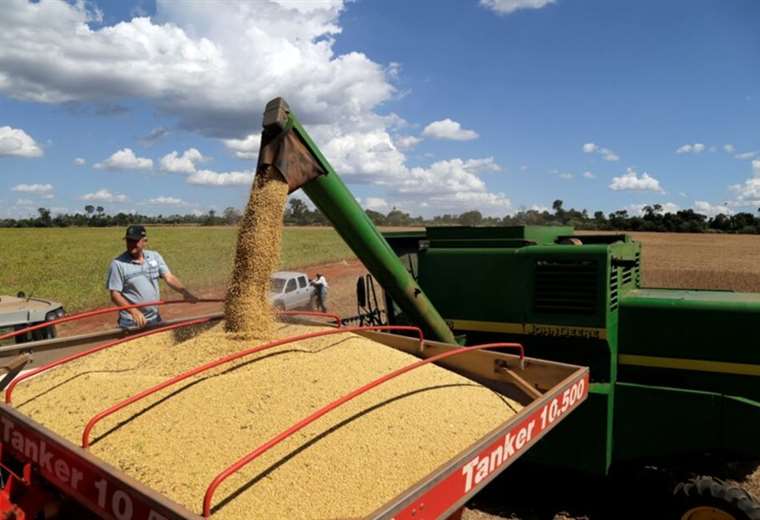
[1,0,758,219]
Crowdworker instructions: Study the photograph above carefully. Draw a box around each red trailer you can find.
[0,306,588,520]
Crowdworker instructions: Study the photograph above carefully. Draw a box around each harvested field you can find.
[624,232,760,292]
[15,321,520,519]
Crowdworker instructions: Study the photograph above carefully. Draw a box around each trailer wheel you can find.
[673,476,760,520]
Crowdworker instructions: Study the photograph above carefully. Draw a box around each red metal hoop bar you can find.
[201,341,524,517]
[80,324,424,449]
[0,299,225,342]
[5,317,216,405]
[276,310,342,327]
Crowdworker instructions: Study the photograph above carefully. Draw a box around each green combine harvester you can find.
[262,97,760,519]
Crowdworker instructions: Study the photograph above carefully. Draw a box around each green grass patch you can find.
[0,226,355,312]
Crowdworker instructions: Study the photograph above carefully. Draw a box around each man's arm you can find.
[110,290,147,328]
[163,272,198,302]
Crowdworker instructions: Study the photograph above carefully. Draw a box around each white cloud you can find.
[0,0,391,138]
[394,135,422,151]
[728,160,760,205]
[583,171,595,179]
[626,202,680,215]
[480,0,555,15]
[559,172,574,180]
[723,144,735,153]
[95,148,153,170]
[609,168,664,193]
[80,189,128,203]
[422,119,478,141]
[0,126,43,157]
[363,197,389,211]
[583,142,619,161]
[74,157,86,166]
[679,192,688,198]
[755,159,760,177]
[187,169,255,186]
[12,183,53,195]
[147,196,187,205]
[222,133,261,160]
[676,143,706,155]
[693,200,731,217]
[15,198,34,206]
[159,148,206,173]
[735,151,758,160]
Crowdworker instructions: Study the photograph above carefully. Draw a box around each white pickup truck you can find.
[269,271,316,311]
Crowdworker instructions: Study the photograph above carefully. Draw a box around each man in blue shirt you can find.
[107,225,197,329]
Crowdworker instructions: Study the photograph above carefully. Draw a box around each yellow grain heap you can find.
[224,170,290,339]
[16,322,521,519]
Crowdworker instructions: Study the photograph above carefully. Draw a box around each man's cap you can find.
[125,225,147,240]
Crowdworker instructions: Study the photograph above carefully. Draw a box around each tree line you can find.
[3,200,760,234]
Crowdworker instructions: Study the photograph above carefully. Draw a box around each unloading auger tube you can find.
[255,97,457,344]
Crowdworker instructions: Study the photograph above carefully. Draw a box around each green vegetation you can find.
[6,200,758,234]
[0,227,354,312]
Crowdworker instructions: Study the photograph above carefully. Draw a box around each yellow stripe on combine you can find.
[448,319,608,340]
[619,354,760,377]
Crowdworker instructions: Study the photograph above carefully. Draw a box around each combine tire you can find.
[673,476,760,520]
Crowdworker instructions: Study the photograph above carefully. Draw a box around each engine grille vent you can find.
[610,268,619,312]
[534,260,597,314]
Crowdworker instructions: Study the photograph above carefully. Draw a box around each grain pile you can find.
[16,322,521,519]
[224,169,290,339]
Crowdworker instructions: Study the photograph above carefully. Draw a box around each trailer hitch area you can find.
[257,97,327,194]
[494,357,525,372]
[0,445,60,520]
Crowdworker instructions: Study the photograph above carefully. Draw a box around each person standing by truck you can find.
[107,225,197,329]
[310,273,329,312]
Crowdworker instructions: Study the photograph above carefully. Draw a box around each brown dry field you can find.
[595,231,760,292]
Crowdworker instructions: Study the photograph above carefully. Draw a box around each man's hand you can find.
[129,309,147,328]
[182,289,199,303]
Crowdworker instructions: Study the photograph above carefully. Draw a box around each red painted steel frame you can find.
[0,299,224,342]
[80,324,425,449]
[201,341,524,517]
[4,317,216,405]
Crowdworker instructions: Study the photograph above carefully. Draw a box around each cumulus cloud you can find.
[583,171,595,179]
[74,157,86,166]
[627,202,680,216]
[12,183,53,195]
[223,133,261,160]
[693,200,731,217]
[95,148,153,170]
[80,189,128,203]
[159,148,206,173]
[363,197,389,211]
[609,168,664,193]
[480,0,555,15]
[0,126,43,157]
[582,142,619,161]
[422,119,478,141]
[723,144,735,153]
[0,0,509,215]
[15,198,34,206]
[675,143,706,154]
[147,196,187,205]
[187,169,255,186]
[559,172,574,180]
[394,135,422,151]
[735,151,758,160]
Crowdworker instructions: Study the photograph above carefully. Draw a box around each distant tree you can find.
[223,206,242,225]
[365,209,387,226]
[85,205,95,216]
[36,207,51,227]
[96,206,104,215]
[458,210,483,226]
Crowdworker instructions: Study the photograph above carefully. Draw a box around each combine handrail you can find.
[0,299,224,342]
[80,325,424,448]
[276,310,342,327]
[201,341,524,517]
[5,317,216,405]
